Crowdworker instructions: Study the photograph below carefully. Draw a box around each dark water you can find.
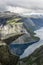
[9,17,43,56]
[9,40,39,56]
[0,17,43,56]
[20,27,43,58]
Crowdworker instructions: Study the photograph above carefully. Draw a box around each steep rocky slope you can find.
[20,45,43,65]
[0,18,25,40]
[0,41,19,65]
[0,12,41,65]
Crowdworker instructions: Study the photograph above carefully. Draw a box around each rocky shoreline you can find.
[20,45,43,65]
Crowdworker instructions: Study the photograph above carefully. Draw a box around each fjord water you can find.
[9,17,43,58]
[20,27,43,58]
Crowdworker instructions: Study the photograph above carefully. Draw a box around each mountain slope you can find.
[31,18,43,28]
[20,45,43,65]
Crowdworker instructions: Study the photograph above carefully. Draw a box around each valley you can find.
[0,11,43,65]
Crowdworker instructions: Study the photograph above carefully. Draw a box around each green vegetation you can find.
[23,24,35,36]
[31,36,40,41]
[7,18,22,24]
[0,15,40,65]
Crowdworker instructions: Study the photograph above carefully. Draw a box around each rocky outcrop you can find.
[0,41,19,65]
[0,21,25,40]
[20,45,43,65]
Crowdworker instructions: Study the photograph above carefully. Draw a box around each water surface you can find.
[20,27,43,58]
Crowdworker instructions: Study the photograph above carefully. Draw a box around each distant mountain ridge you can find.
[0,11,43,31]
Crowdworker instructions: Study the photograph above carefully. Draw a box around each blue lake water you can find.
[9,18,43,58]
[0,17,43,58]
[9,40,38,56]
[20,27,43,58]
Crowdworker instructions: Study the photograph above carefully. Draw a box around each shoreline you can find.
[9,37,40,56]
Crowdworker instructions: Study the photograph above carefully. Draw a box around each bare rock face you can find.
[20,45,43,65]
[0,42,19,65]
